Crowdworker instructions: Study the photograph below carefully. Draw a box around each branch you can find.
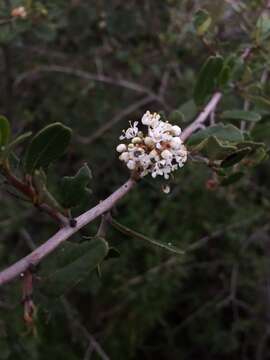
[62,298,110,360]
[0,178,135,286]
[14,65,163,104]
[76,95,155,145]
[180,92,222,142]
[0,91,225,287]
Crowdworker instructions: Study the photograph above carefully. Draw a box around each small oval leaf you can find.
[194,55,224,105]
[59,163,92,208]
[221,110,262,122]
[221,147,251,168]
[41,238,109,296]
[23,122,72,174]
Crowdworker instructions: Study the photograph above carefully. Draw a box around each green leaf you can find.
[193,9,212,36]
[245,147,268,166]
[168,110,185,124]
[194,55,224,105]
[33,169,63,211]
[23,122,72,174]
[0,116,10,146]
[221,147,251,168]
[220,172,244,186]
[249,94,270,109]
[255,13,270,43]
[251,123,270,146]
[105,247,121,260]
[221,110,262,122]
[217,54,240,87]
[40,237,109,296]
[188,123,244,147]
[236,141,265,151]
[1,132,32,161]
[178,100,198,122]
[6,131,32,149]
[111,218,185,255]
[59,163,92,208]
[199,136,237,160]
[218,65,231,87]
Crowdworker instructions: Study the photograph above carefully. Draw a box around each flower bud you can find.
[144,136,155,147]
[127,160,136,170]
[171,125,181,136]
[162,185,171,194]
[131,137,142,144]
[119,152,129,162]
[149,149,158,159]
[170,137,182,150]
[116,143,127,153]
[161,149,172,160]
[176,147,187,157]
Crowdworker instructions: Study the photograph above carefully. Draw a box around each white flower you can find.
[170,137,182,150]
[161,149,173,160]
[119,152,129,162]
[141,111,160,127]
[149,149,159,159]
[116,144,127,153]
[171,125,181,136]
[120,121,139,140]
[127,160,136,170]
[116,111,187,180]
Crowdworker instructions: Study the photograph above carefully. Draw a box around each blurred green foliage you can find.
[1,0,270,359]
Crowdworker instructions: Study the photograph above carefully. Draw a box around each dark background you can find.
[1,1,270,359]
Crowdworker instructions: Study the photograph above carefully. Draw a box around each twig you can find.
[180,92,222,142]
[1,165,69,227]
[37,203,69,227]
[14,65,161,102]
[158,68,171,99]
[62,298,110,360]
[0,95,230,287]
[77,95,155,145]
[20,229,36,251]
[96,213,110,238]
[0,178,135,286]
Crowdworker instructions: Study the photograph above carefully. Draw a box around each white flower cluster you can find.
[116,111,188,179]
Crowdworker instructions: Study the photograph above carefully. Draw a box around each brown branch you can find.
[37,203,69,227]
[0,178,135,286]
[0,90,227,287]
[180,91,223,142]
[2,167,35,199]
[1,166,68,227]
